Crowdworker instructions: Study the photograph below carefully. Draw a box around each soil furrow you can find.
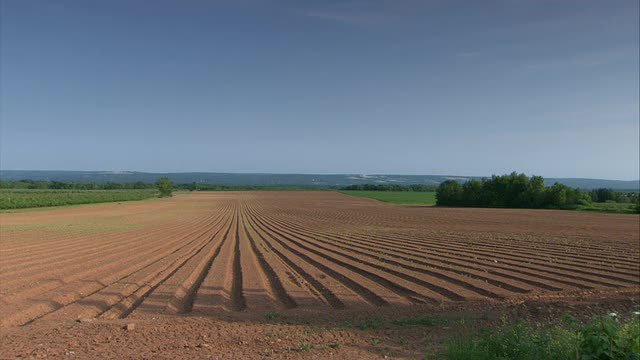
[239,207,297,309]
[248,205,442,303]
[230,210,247,312]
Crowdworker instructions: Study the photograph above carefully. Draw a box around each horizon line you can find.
[1,169,638,182]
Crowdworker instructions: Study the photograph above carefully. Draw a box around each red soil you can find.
[1,192,638,358]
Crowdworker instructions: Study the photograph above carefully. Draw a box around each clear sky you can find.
[1,0,638,179]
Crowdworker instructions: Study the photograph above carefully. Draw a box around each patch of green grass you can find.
[576,201,639,214]
[339,191,436,205]
[335,319,354,328]
[0,189,158,210]
[356,317,386,330]
[331,317,386,330]
[391,315,437,327]
[297,341,312,352]
[302,326,329,335]
[264,310,281,321]
[442,313,640,360]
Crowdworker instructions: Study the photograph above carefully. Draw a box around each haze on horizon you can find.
[1,0,638,180]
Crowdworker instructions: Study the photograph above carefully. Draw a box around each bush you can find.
[576,313,640,359]
[444,312,640,360]
[156,177,173,197]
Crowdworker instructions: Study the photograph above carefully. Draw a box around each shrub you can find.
[576,313,640,359]
[156,177,173,197]
[444,312,640,360]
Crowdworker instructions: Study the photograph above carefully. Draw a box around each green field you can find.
[340,191,436,205]
[576,201,639,214]
[0,189,157,210]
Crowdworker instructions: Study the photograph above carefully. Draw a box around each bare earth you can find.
[1,192,639,359]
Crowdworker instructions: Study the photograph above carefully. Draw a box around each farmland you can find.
[0,189,157,210]
[1,191,639,358]
[340,190,436,205]
[575,201,640,214]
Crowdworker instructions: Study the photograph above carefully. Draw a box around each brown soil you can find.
[1,191,638,359]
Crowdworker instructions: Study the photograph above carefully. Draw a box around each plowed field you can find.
[0,192,640,358]
[2,191,638,331]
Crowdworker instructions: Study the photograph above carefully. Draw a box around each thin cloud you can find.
[300,10,387,25]
[521,47,637,72]
[296,0,442,26]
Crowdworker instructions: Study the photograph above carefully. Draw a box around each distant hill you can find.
[541,178,639,191]
[0,171,638,190]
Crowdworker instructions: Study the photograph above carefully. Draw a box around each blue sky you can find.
[1,0,638,179]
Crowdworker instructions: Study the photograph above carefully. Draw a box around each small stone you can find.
[76,318,93,323]
[196,343,211,349]
[123,323,136,331]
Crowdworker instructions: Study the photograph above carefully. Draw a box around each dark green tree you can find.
[132,181,148,189]
[590,188,618,203]
[435,173,592,209]
[462,179,483,207]
[436,180,463,206]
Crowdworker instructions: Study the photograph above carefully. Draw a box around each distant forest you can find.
[1,170,638,190]
[0,180,440,192]
[339,184,437,192]
[1,176,638,213]
[0,180,337,191]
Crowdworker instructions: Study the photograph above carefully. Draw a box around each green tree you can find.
[545,183,568,207]
[436,180,463,206]
[526,175,545,207]
[590,188,618,203]
[132,181,148,189]
[462,179,483,207]
[156,177,173,197]
[435,173,590,209]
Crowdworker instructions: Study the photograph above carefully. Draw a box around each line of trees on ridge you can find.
[0,180,338,191]
[0,180,156,190]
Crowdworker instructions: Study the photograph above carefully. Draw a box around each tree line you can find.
[0,180,338,192]
[2,177,637,208]
[0,179,156,190]
[589,188,638,203]
[1,179,174,197]
[436,172,638,209]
